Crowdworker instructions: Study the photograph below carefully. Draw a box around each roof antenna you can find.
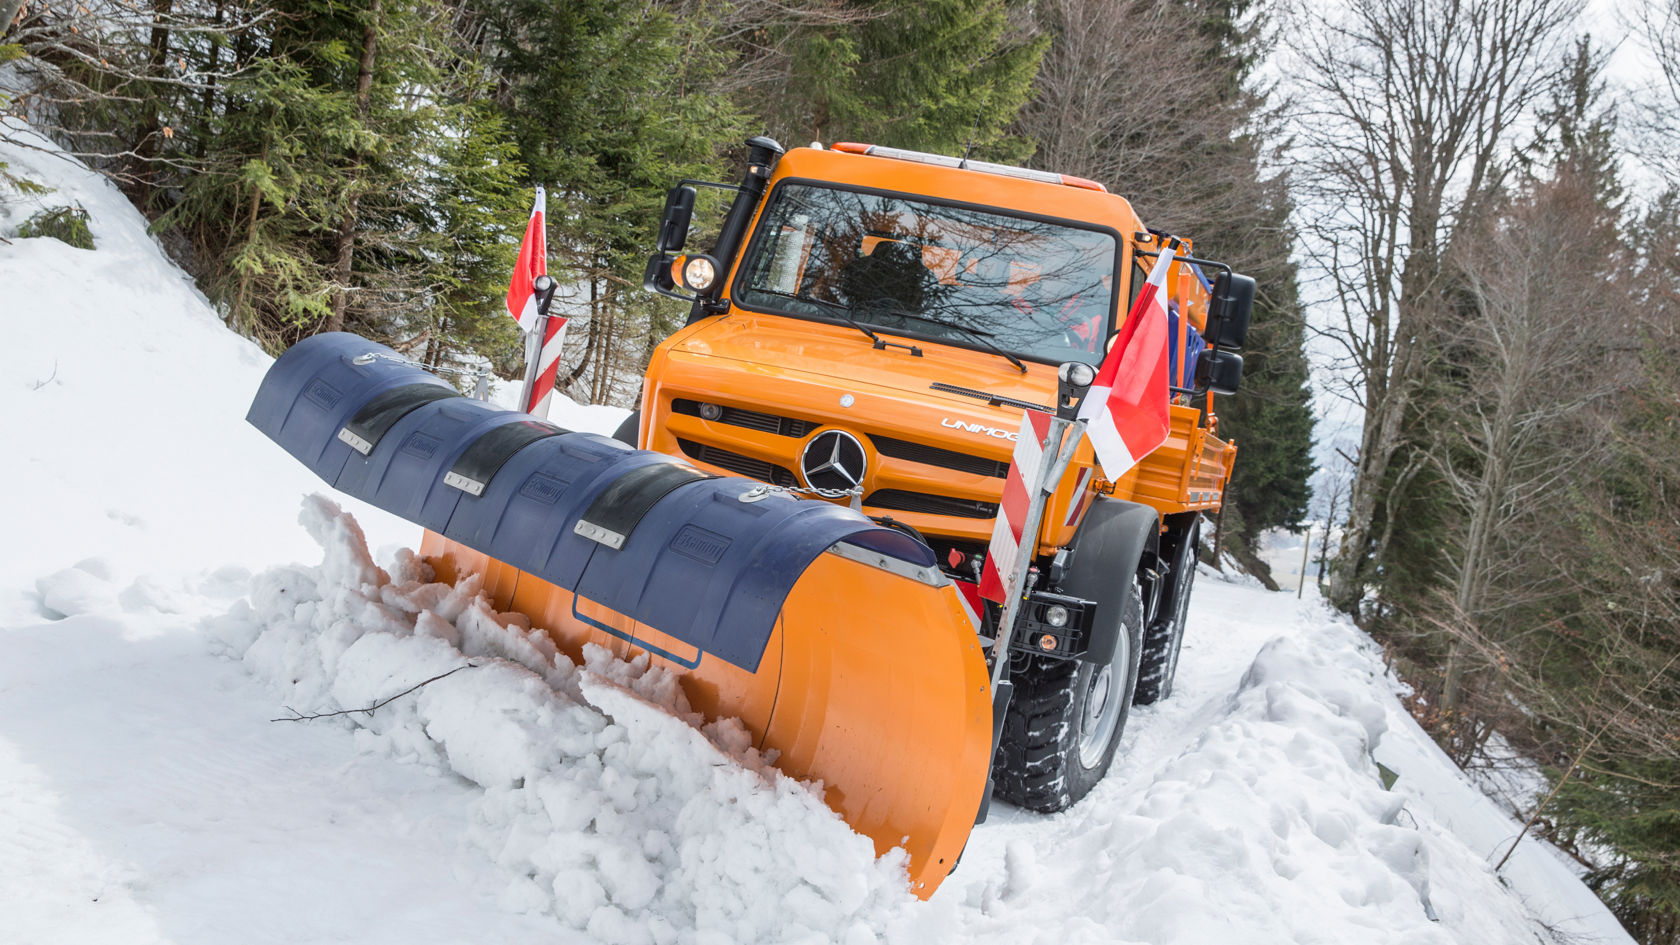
[959,104,985,168]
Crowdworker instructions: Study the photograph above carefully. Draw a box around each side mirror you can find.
[643,253,680,294]
[1208,271,1255,349]
[656,185,697,253]
[1195,349,1243,396]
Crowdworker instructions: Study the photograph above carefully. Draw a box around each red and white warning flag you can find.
[979,409,1054,604]
[1076,242,1175,481]
[506,186,547,332]
[505,186,567,417]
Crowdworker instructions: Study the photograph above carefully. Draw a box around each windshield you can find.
[734,183,1119,365]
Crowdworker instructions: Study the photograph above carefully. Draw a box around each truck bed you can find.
[1117,402,1235,518]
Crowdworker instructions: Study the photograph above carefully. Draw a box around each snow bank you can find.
[0,118,625,624]
[217,495,920,944]
[945,612,1452,944]
[218,498,1569,945]
[0,118,417,624]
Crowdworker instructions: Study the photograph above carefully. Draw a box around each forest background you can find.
[2,0,1678,938]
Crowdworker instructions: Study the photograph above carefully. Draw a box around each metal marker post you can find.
[989,415,1086,693]
[517,274,558,414]
[1297,525,1312,599]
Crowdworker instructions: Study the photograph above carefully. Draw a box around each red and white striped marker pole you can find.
[507,186,567,418]
[519,275,560,417]
[979,407,1083,692]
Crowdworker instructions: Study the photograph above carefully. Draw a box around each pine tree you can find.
[152,0,526,365]
[1014,0,1314,564]
[830,0,1046,158]
[471,0,751,402]
[735,0,1047,159]
[1540,183,1680,945]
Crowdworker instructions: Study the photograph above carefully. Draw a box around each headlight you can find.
[1058,361,1096,388]
[682,255,717,291]
[698,402,723,421]
[1045,604,1070,628]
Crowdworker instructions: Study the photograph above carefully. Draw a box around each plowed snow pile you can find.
[1,119,1634,945]
[216,495,921,943]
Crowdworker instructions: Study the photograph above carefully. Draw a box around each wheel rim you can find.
[1078,634,1128,768]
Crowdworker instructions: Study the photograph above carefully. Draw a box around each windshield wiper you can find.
[754,290,923,356]
[882,310,1028,374]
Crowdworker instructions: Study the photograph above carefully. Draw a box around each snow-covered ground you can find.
[0,123,1635,945]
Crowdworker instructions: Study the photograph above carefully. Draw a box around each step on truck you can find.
[245,135,1252,899]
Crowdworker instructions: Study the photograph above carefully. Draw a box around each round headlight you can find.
[1058,361,1096,388]
[1045,604,1070,628]
[698,402,723,421]
[683,255,717,291]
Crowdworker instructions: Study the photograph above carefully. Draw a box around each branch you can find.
[1494,646,1680,871]
[29,359,58,390]
[271,663,475,723]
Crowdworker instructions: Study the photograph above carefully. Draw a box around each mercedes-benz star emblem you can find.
[800,430,867,494]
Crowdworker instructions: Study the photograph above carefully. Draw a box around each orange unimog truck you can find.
[625,137,1254,813]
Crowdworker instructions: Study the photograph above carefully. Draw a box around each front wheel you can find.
[992,581,1143,812]
[611,409,640,447]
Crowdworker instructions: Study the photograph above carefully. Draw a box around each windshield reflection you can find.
[735,183,1118,365]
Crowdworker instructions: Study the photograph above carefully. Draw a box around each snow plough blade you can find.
[247,332,992,896]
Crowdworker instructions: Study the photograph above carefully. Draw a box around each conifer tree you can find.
[470,0,750,402]
[1015,0,1314,567]
[152,0,525,364]
[736,0,1046,159]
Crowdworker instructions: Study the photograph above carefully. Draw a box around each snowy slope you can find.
[0,124,1635,945]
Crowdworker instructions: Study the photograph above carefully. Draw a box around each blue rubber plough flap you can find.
[248,331,938,673]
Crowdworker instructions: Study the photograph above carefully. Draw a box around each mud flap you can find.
[1066,496,1159,667]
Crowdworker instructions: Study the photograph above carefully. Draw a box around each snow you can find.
[0,121,1637,945]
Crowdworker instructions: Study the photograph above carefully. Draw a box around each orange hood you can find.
[668,310,1063,413]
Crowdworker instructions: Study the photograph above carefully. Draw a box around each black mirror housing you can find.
[656,185,698,253]
[1195,349,1243,395]
[1209,271,1255,349]
[644,253,682,295]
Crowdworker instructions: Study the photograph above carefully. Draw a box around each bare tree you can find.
[1629,0,1680,186]
[2,0,267,185]
[1428,169,1629,727]
[1290,0,1580,614]
[1014,0,1281,239]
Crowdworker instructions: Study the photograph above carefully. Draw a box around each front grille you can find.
[676,438,798,487]
[867,490,999,519]
[672,399,815,437]
[870,435,1009,478]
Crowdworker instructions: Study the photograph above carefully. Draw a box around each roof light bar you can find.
[828,142,1109,193]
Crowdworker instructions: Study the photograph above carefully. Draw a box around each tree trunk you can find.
[1329,226,1441,615]
[565,268,602,390]
[0,0,26,38]
[231,142,268,328]
[196,0,226,158]
[328,0,382,333]
[128,0,174,206]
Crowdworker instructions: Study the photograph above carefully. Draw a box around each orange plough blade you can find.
[247,331,995,897]
[422,532,992,897]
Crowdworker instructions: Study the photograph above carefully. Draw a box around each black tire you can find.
[992,581,1143,812]
[1134,519,1200,706]
[611,409,640,447]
